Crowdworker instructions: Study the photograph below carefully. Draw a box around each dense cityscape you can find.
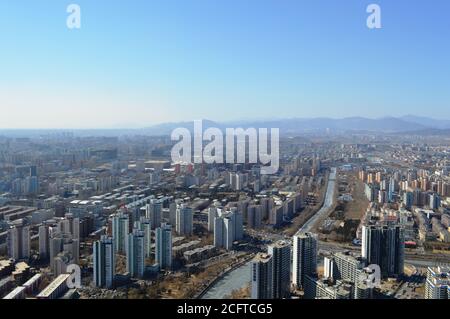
[0,127,449,300]
[1,2,450,312]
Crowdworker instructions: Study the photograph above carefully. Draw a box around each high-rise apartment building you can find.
[269,205,284,228]
[251,253,273,299]
[260,197,273,221]
[268,240,291,299]
[93,235,115,288]
[176,204,193,236]
[155,223,172,270]
[135,218,152,258]
[208,207,218,232]
[38,225,50,260]
[331,251,366,284]
[126,229,145,278]
[146,200,162,230]
[361,224,404,277]
[112,212,129,253]
[7,224,30,261]
[425,266,450,299]
[214,209,243,251]
[292,232,317,289]
[247,205,262,229]
[403,192,414,210]
[214,215,234,250]
[169,202,177,226]
[49,232,79,274]
[323,251,370,299]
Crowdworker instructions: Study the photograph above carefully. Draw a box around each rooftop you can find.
[36,274,70,298]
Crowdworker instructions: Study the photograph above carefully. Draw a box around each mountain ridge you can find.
[142,116,450,135]
[2,116,450,137]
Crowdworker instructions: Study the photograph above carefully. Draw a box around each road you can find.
[318,240,449,268]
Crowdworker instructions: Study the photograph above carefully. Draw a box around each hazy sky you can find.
[1,0,450,129]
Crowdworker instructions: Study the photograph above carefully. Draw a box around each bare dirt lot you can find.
[316,171,369,242]
[342,172,369,220]
[227,284,250,299]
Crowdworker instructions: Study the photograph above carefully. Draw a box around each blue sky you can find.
[0,0,449,128]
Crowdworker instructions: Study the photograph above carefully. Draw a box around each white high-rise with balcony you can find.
[93,235,115,288]
[292,232,317,289]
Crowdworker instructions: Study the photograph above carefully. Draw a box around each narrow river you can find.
[201,262,252,299]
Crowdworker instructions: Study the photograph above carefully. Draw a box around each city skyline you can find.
[1,120,450,301]
[1,0,450,307]
[1,0,450,128]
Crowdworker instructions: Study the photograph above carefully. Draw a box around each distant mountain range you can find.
[142,115,450,136]
[2,116,450,137]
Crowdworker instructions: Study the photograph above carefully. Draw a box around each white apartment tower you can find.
[292,232,317,289]
[176,204,193,236]
[7,224,30,261]
[93,235,115,288]
[146,200,162,230]
[126,229,145,278]
[251,253,273,299]
[155,223,172,270]
[268,240,291,299]
[112,212,129,253]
